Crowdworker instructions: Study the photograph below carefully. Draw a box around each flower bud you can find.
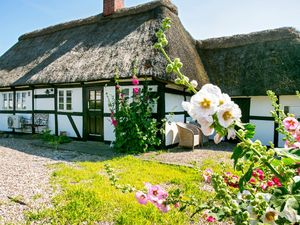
[190,80,198,88]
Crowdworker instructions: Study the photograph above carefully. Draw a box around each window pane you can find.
[95,100,101,109]
[16,93,21,109]
[96,91,101,100]
[89,100,95,109]
[9,93,13,109]
[66,104,72,110]
[66,91,72,110]
[22,93,26,109]
[3,94,7,109]
[59,90,64,97]
[59,103,64,110]
[89,91,95,100]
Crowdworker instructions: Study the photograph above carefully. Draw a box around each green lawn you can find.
[26,155,233,225]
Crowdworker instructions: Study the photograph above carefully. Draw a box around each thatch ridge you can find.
[198,27,300,49]
[19,0,178,41]
[197,27,300,96]
[0,0,208,88]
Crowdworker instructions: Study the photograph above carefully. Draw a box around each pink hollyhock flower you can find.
[267,180,274,187]
[203,169,213,183]
[283,117,298,131]
[253,169,264,181]
[132,77,139,85]
[135,191,148,205]
[147,184,168,200]
[115,85,121,90]
[158,201,171,213]
[272,177,282,187]
[133,87,139,95]
[207,216,216,222]
[111,118,118,127]
[249,177,256,184]
[174,202,180,208]
[295,125,300,137]
[261,183,268,190]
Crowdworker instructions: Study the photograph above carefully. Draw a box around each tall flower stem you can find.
[235,131,284,181]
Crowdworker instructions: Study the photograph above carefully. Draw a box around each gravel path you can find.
[0,137,105,225]
[139,142,234,167]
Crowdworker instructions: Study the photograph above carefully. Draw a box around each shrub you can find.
[108,67,163,154]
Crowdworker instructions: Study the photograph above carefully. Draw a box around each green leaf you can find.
[239,164,253,191]
[231,146,244,168]
[244,123,256,139]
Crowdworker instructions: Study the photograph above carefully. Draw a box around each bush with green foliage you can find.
[40,129,72,148]
[108,67,163,154]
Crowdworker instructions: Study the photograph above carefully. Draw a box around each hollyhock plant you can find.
[203,169,213,183]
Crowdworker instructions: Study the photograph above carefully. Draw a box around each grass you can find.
[26,155,233,224]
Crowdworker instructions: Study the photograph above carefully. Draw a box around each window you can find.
[2,93,13,110]
[3,93,7,109]
[88,90,101,110]
[59,91,64,110]
[16,92,27,110]
[58,90,72,111]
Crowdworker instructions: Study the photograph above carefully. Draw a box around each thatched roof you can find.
[0,0,208,88]
[197,27,300,96]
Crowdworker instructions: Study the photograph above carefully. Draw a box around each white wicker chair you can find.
[176,122,203,150]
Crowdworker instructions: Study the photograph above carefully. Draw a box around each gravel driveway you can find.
[0,137,105,225]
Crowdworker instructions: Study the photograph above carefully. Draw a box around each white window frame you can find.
[2,92,14,110]
[58,90,73,111]
[16,91,27,110]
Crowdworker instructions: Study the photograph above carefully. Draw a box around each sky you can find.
[0,0,300,56]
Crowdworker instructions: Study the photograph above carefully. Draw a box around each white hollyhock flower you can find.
[197,116,214,136]
[227,128,236,140]
[237,190,251,202]
[219,93,231,106]
[190,80,198,88]
[217,102,241,128]
[182,101,197,119]
[262,207,278,224]
[214,133,223,144]
[191,90,219,117]
[201,84,222,97]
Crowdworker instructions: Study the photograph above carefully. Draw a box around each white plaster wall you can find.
[279,95,300,117]
[71,116,83,137]
[0,114,13,131]
[165,114,185,146]
[35,98,55,111]
[35,88,54,95]
[104,86,115,114]
[250,120,274,145]
[57,88,82,112]
[250,96,273,117]
[47,114,55,134]
[165,93,185,113]
[14,113,32,133]
[104,117,115,141]
[57,115,83,137]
